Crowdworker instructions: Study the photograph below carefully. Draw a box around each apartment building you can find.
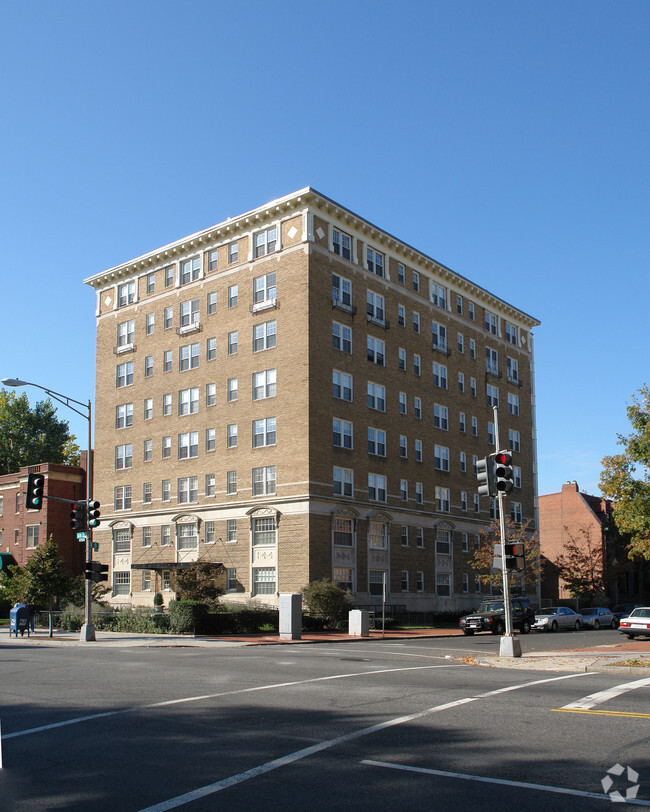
[84,188,540,611]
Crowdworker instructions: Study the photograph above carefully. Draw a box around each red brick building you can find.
[539,481,647,604]
[0,461,87,576]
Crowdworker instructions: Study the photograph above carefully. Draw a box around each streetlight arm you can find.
[2,378,90,419]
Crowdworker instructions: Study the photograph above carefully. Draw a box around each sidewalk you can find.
[3,627,650,674]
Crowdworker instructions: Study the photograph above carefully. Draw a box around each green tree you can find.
[0,536,73,636]
[600,385,650,560]
[553,526,606,602]
[170,562,224,605]
[469,517,541,594]
[301,579,355,627]
[0,389,80,474]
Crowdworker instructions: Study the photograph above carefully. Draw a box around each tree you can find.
[600,385,650,560]
[553,526,606,602]
[170,562,224,604]
[0,536,73,636]
[301,579,355,627]
[469,517,541,594]
[0,389,80,474]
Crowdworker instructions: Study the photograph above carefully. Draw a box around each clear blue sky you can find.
[1,0,648,498]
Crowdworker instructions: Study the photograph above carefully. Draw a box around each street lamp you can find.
[2,377,96,642]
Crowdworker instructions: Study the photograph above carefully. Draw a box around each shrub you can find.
[169,600,208,634]
[302,579,355,628]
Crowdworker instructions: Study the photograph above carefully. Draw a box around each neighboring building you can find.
[539,481,648,604]
[0,462,87,575]
[84,187,540,610]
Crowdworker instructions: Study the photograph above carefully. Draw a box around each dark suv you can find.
[460,598,535,635]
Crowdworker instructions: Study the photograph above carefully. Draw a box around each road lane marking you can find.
[1,664,464,740]
[136,672,590,812]
[552,708,650,719]
[559,676,650,710]
[361,760,650,806]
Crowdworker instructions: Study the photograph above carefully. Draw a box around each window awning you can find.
[0,553,17,571]
[130,561,223,571]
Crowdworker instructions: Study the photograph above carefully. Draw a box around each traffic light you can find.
[87,500,101,528]
[504,542,525,570]
[25,473,45,510]
[84,561,109,582]
[69,502,87,531]
[476,456,496,497]
[494,451,514,494]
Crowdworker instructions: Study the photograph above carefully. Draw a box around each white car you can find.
[619,607,650,639]
[532,606,582,632]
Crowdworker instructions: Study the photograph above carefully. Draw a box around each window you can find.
[228,284,238,307]
[253,417,276,448]
[116,362,134,388]
[253,272,277,309]
[333,418,353,449]
[205,337,216,361]
[507,357,519,383]
[117,281,136,307]
[367,291,385,324]
[144,356,153,377]
[161,479,171,501]
[368,474,387,502]
[252,466,276,496]
[254,226,277,258]
[252,516,277,546]
[254,320,277,352]
[511,502,523,523]
[227,519,237,542]
[114,571,131,596]
[368,427,386,457]
[142,570,152,591]
[468,301,475,321]
[207,250,218,272]
[470,377,477,398]
[117,319,135,347]
[332,274,352,308]
[228,331,238,355]
[488,422,496,446]
[333,467,354,497]
[162,436,171,459]
[332,321,352,354]
[178,432,199,459]
[399,392,407,416]
[417,528,425,549]
[180,257,200,285]
[254,369,277,400]
[461,533,469,552]
[164,265,174,288]
[163,350,173,373]
[332,228,352,260]
[228,378,238,402]
[115,444,133,470]
[461,491,468,511]
[400,479,408,501]
[161,525,171,545]
[399,435,407,458]
[26,525,39,549]
[433,404,448,430]
[508,393,520,415]
[432,322,447,352]
[397,305,406,327]
[179,342,199,371]
[435,486,450,512]
[434,445,450,471]
[436,530,451,555]
[513,466,522,488]
[369,570,386,596]
[368,520,388,548]
[206,383,216,407]
[205,519,216,541]
[227,424,238,448]
[412,271,420,292]
[161,570,171,590]
[414,397,422,419]
[179,387,199,415]
[457,333,464,353]
[164,306,173,329]
[142,527,152,548]
[509,429,521,452]
[367,381,385,411]
[229,242,239,264]
[143,439,152,462]
[430,283,447,310]
[462,574,470,593]
[415,439,423,462]
[397,263,405,285]
[416,571,424,592]
[486,347,499,375]
[458,372,465,393]
[0,495,3,516]
[114,485,132,511]
[505,322,518,345]
[333,567,353,591]
[471,416,478,436]
[367,336,385,365]
[460,451,467,472]
[252,567,276,596]
[401,526,409,546]
[366,247,384,277]
[177,522,198,549]
[143,482,152,504]
[469,338,476,359]
[227,470,237,494]
[115,403,133,429]
[413,354,421,376]
[486,385,499,408]
[147,273,156,294]
[180,298,200,328]
[485,310,498,335]
[178,477,198,504]
[401,571,409,592]
[432,363,448,389]
[398,348,406,371]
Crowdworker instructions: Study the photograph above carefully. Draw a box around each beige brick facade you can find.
[85,188,540,611]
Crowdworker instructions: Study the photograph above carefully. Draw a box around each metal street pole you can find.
[2,378,96,642]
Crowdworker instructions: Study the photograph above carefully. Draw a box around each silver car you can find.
[532,606,583,632]
[580,607,615,629]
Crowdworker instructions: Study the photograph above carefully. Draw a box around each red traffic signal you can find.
[70,502,87,531]
[494,451,514,494]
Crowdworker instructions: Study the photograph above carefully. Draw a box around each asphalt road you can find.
[1,636,649,811]
[446,625,626,654]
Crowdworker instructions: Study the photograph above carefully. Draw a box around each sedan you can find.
[619,607,650,639]
[580,607,615,629]
[532,606,582,632]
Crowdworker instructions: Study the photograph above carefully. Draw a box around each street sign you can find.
[92,542,99,551]
[76,532,87,542]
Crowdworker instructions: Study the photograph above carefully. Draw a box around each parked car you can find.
[611,604,640,629]
[459,598,535,635]
[532,607,582,632]
[619,607,650,639]
[580,607,615,629]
